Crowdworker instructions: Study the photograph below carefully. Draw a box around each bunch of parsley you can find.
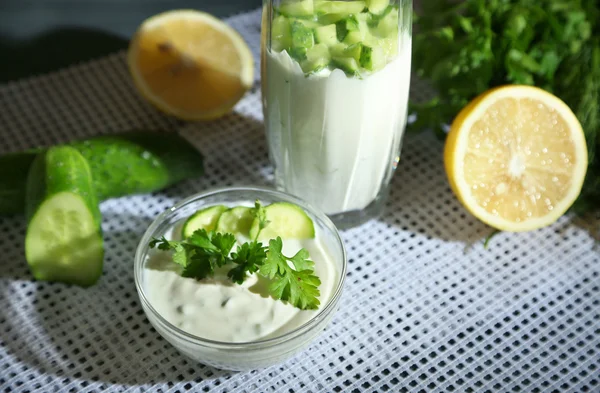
[149,202,321,310]
[411,0,600,213]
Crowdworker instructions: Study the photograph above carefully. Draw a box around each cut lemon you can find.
[127,10,254,120]
[444,85,588,232]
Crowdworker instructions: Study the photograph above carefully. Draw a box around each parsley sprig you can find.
[149,201,321,310]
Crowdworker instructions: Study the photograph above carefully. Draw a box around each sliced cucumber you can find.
[302,43,332,72]
[359,44,373,69]
[25,146,104,287]
[215,206,255,237]
[291,20,315,52]
[332,56,360,75]
[249,202,315,241]
[366,0,390,14]
[329,42,349,57]
[315,1,366,16]
[279,0,314,17]
[182,205,228,238]
[271,15,292,52]
[335,16,360,42]
[317,13,347,25]
[314,24,338,46]
[296,18,321,28]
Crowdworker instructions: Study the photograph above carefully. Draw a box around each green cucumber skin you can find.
[25,146,104,287]
[0,131,204,215]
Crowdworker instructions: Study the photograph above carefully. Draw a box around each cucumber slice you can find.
[182,205,228,238]
[215,206,255,237]
[249,202,315,241]
[271,15,292,52]
[366,0,390,14]
[302,43,332,72]
[314,24,337,46]
[25,146,104,287]
[315,1,366,15]
[279,0,314,17]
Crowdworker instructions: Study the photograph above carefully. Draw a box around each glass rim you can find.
[134,186,348,350]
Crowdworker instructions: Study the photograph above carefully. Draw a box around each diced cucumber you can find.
[215,206,255,237]
[343,42,363,62]
[271,15,292,52]
[343,30,364,44]
[296,18,321,28]
[367,0,390,14]
[329,42,348,57]
[314,24,338,46]
[372,7,398,37]
[182,205,228,238]
[25,146,103,287]
[289,46,309,60]
[331,56,360,75]
[291,20,315,50]
[317,13,347,25]
[359,44,386,70]
[302,43,332,72]
[315,1,366,16]
[335,16,360,42]
[279,0,314,17]
[0,131,204,216]
[249,202,315,241]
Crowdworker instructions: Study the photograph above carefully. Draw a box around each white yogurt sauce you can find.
[264,37,412,215]
[143,222,338,343]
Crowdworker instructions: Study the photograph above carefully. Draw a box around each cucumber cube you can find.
[315,1,366,16]
[359,44,386,71]
[317,13,346,25]
[314,24,338,46]
[291,20,315,50]
[332,56,360,75]
[271,15,292,52]
[373,7,398,37]
[329,42,348,57]
[344,42,363,62]
[289,46,308,61]
[302,43,332,72]
[343,30,364,44]
[367,0,390,14]
[296,18,321,28]
[279,0,314,17]
[336,16,361,41]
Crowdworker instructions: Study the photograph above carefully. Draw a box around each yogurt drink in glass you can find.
[261,0,412,228]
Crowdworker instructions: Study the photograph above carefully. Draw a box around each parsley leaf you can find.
[260,237,321,310]
[227,241,268,284]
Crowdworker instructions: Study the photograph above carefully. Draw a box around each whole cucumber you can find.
[25,146,104,287]
[0,131,204,214]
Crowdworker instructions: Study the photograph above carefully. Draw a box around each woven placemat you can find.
[1,8,598,393]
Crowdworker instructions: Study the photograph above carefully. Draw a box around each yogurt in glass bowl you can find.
[134,187,347,371]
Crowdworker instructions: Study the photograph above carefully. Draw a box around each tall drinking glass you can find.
[261,0,412,228]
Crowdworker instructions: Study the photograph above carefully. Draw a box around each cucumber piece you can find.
[343,42,363,62]
[366,0,390,14]
[279,0,314,17]
[182,205,228,238]
[317,13,347,25]
[314,24,338,46]
[329,42,348,57]
[249,202,315,241]
[343,30,364,44]
[0,131,205,216]
[372,7,398,37]
[332,56,360,75]
[291,20,315,49]
[25,146,104,287]
[302,43,332,73]
[296,18,321,28]
[315,1,366,16]
[271,15,292,52]
[335,16,360,42]
[215,206,255,237]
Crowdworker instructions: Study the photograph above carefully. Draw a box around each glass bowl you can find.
[134,186,347,371]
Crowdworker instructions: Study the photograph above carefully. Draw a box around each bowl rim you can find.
[134,186,347,350]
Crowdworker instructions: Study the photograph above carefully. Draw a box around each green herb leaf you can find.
[227,241,268,284]
[260,237,321,310]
